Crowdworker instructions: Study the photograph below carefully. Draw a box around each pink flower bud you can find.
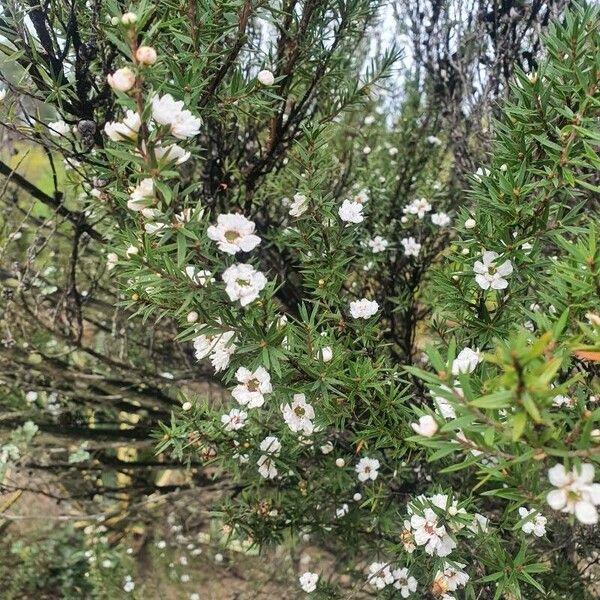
[136,46,157,65]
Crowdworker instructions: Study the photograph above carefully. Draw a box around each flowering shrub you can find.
[1,0,599,598]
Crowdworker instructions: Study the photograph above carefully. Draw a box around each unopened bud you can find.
[136,46,157,65]
[121,12,137,25]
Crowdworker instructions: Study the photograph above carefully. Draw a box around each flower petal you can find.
[546,488,567,511]
[548,463,568,487]
[575,500,598,524]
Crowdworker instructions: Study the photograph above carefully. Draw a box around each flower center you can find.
[224,229,240,242]
[294,405,306,417]
[424,521,437,535]
[246,378,260,392]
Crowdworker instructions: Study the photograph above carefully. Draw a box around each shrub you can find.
[0,1,599,598]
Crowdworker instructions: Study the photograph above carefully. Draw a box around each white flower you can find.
[336,503,349,518]
[427,135,442,145]
[257,70,275,86]
[154,143,191,164]
[389,147,398,156]
[25,391,38,403]
[320,441,334,454]
[546,463,600,524]
[401,237,421,257]
[136,45,157,65]
[128,178,155,211]
[232,366,272,409]
[257,455,277,479]
[221,408,248,431]
[352,189,369,204]
[392,567,417,597]
[193,330,236,372]
[367,562,394,590]
[349,298,379,319]
[411,415,438,437]
[433,386,459,419]
[48,120,70,137]
[289,193,309,217]
[210,349,234,372]
[0,89,6,101]
[299,572,318,593]
[431,212,450,227]
[106,252,118,270]
[403,198,431,219]
[468,513,489,534]
[221,263,267,306]
[355,457,380,482]
[367,235,388,253]
[338,199,364,223]
[151,94,201,139]
[282,393,315,435]
[553,394,574,409]
[107,67,135,92]
[318,346,333,362]
[410,508,457,556]
[260,435,281,455]
[145,221,167,235]
[185,266,214,286]
[473,251,513,290]
[207,213,261,254]
[434,563,469,592]
[474,167,490,181]
[126,245,138,257]
[104,111,141,141]
[518,507,547,537]
[452,347,481,375]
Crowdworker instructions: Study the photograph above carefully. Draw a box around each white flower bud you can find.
[121,12,137,25]
[411,415,438,438]
[353,493,362,501]
[257,70,275,86]
[136,46,157,65]
[126,245,138,257]
[186,311,199,323]
[464,218,476,229]
[335,458,345,468]
[319,346,333,362]
[400,216,408,224]
[182,401,192,411]
[107,67,135,92]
